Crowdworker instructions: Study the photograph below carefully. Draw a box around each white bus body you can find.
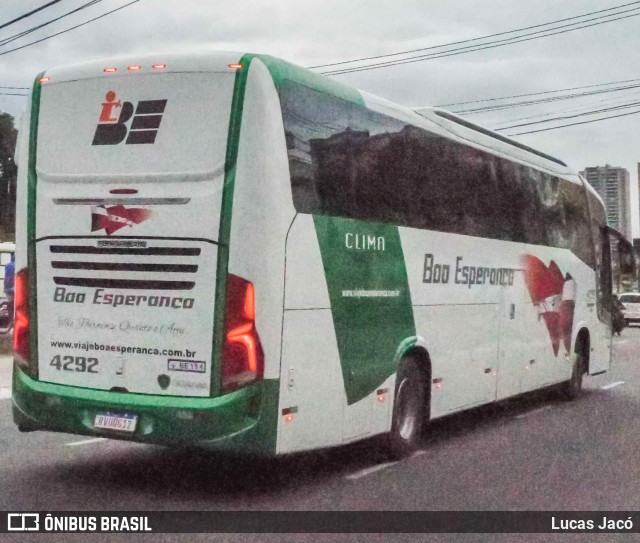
[12,52,617,455]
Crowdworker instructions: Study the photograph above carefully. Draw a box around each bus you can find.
[12,51,635,457]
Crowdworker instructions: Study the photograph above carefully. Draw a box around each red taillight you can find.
[103,67,117,73]
[152,64,166,70]
[222,274,264,392]
[14,268,30,369]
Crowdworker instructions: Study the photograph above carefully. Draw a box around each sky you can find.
[1,0,639,235]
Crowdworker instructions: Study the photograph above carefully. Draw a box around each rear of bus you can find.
[12,52,280,452]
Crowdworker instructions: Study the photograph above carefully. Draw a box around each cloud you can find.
[1,0,638,233]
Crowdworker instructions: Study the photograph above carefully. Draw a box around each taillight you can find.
[14,268,30,371]
[222,274,264,392]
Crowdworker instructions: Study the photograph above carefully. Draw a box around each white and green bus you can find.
[12,51,634,457]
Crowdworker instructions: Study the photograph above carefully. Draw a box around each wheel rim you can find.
[396,377,421,441]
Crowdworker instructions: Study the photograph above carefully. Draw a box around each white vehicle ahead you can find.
[11,51,635,456]
[619,293,640,326]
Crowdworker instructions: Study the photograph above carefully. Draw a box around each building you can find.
[580,165,631,239]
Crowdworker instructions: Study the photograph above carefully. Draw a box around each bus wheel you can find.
[561,347,584,401]
[386,357,426,458]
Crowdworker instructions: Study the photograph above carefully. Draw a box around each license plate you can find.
[94,412,138,433]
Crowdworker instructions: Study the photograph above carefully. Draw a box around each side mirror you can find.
[619,241,636,276]
[604,226,637,291]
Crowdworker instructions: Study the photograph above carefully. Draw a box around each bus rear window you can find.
[36,72,235,180]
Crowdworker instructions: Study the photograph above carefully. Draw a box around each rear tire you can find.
[561,347,584,401]
[385,357,426,459]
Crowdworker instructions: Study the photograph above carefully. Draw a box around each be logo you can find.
[92,90,167,146]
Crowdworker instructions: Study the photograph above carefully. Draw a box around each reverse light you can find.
[14,268,30,372]
[227,323,258,372]
[103,67,117,73]
[222,274,264,392]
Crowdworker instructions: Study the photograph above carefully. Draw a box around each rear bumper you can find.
[12,367,279,454]
[622,310,640,321]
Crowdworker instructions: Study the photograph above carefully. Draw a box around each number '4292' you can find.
[50,355,99,373]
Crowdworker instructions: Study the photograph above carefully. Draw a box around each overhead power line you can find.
[0,0,65,32]
[496,99,640,131]
[490,88,640,127]
[319,6,640,76]
[0,92,27,96]
[0,86,29,90]
[506,107,640,136]
[450,83,640,115]
[322,10,640,76]
[310,0,640,70]
[0,0,105,49]
[432,77,640,108]
[0,0,142,57]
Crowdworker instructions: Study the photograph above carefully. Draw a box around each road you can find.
[0,330,639,542]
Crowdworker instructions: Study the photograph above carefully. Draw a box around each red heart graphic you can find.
[521,255,564,303]
[91,205,152,236]
[521,255,575,356]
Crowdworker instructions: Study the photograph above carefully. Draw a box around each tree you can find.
[0,112,17,237]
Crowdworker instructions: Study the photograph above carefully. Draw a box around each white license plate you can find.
[94,412,138,433]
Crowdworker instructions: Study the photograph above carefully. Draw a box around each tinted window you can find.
[281,81,594,268]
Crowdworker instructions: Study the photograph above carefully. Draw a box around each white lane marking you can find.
[411,450,426,458]
[601,381,625,390]
[613,339,629,346]
[515,405,551,419]
[345,461,398,480]
[0,387,10,399]
[65,437,107,447]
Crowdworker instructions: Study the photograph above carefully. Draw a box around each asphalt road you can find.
[0,329,639,543]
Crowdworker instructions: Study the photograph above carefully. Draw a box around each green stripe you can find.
[27,72,44,378]
[313,217,416,404]
[209,55,280,451]
[14,368,280,453]
[255,55,363,105]
[254,55,417,404]
[211,54,257,395]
